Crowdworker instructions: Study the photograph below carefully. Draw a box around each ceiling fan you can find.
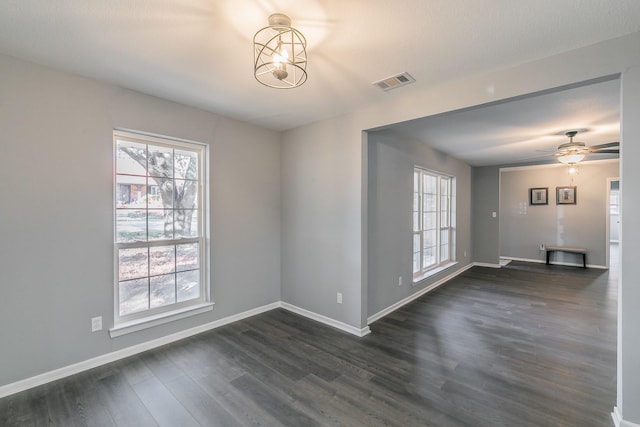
[554,131,619,164]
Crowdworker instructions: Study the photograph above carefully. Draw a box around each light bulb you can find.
[272,40,289,80]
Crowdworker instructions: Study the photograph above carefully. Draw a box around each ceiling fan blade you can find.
[517,153,556,161]
[590,141,619,149]
[591,149,619,154]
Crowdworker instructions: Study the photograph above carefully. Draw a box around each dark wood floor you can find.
[0,261,617,426]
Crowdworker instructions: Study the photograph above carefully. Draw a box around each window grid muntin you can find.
[114,131,206,324]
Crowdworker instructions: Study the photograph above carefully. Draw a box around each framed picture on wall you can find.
[529,187,548,205]
[556,186,577,204]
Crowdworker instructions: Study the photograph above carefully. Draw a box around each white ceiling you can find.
[373,78,621,166]
[1,1,637,165]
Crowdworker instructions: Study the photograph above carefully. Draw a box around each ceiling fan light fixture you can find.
[558,152,586,164]
[254,13,307,89]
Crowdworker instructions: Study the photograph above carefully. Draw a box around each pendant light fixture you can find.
[254,13,307,89]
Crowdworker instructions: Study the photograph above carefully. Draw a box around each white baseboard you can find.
[0,302,280,399]
[0,300,373,399]
[367,263,474,325]
[474,262,502,268]
[280,302,371,337]
[612,406,640,427]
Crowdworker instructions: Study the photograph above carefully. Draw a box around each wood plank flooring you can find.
[0,261,617,426]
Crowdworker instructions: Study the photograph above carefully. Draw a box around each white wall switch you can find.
[398,276,403,286]
[492,211,497,218]
[91,316,102,332]
[337,292,342,304]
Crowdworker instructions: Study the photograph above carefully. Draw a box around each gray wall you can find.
[499,161,619,267]
[0,54,282,387]
[280,33,640,423]
[280,117,365,329]
[2,31,640,425]
[472,166,501,265]
[367,132,472,317]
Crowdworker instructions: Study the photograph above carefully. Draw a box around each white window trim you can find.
[112,130,211,336]
[109,302,214,338]
[413,261,458,285]
[413,167,455,282]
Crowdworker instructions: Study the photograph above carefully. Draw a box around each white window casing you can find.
[111,130,210,336]
[413,167,455,281]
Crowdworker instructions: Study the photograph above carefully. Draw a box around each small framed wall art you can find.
[556,186,577,205]
[529,187,548,205]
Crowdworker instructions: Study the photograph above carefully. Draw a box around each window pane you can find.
[424,231,433,248]
[440,244,449,262]
[147,177,169,209]
[424,194,437,211]
[440,229,449,245]
[174,210,198,239]
[147,145,174,178]
[116,209,147,243]
[413,212,419,231]
[440,178,449,196]
[150,245,176,276]
[413,193,419,212]
[148,209,173,240]
[144,178,173,209]
[177,243,199,271]
[116,141,147,175]
[119,248,149,281]
[423,246,435,268]
[413,234,420,253]
[177,270,200,302]
[119,278,149,316]
[150,274,176,308]
[423,175,432,193]
[175,150,198,180]
[413,252,420,273]
[175,179,198,209]
[116,175,147,208]
[423,212,437,231]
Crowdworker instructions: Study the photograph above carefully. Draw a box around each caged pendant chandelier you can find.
[253,13,307,89]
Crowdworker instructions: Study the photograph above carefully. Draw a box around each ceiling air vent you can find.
[372,72,415,91]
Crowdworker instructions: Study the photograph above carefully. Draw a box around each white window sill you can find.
[413,261,458,285]
[109,302,214,338]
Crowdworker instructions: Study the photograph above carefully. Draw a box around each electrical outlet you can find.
[337,292,342,304]
[91,316,102,332]
[398,276,403,286]
[539,244,545,251]
[492,211,497,218]
[464,250,467,257]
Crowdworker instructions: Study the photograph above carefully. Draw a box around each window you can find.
[114,131,208,330]
[413,167,453,279]
[610,189,620,215]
